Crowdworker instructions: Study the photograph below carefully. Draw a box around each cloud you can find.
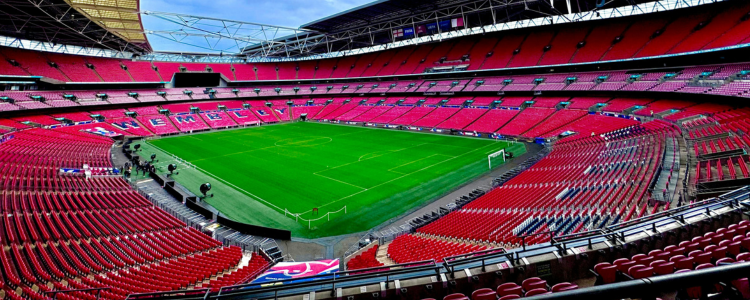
[141,0,373,53]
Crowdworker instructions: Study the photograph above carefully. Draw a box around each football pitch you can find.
[139,122,525,238]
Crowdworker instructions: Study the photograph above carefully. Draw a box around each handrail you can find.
[216,260,443,298]
[125,288,209,300]
[125,186,749,300]
[606,186,749,230]
[523,261,750,300]
[46,287,110,300]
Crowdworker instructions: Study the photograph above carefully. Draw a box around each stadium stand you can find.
[436,108,487,130]
[109,118,155,136]
[496,107,556,136]
[121,61,161,82]
[8,2,750,299]
[200,111,238,128]
[136,115,180,135]
[390,106,435,126]
[226,109,262,125]
[411,107,460,128]
[463,109,520,133]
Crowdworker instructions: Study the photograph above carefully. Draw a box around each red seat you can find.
[498,295,520,300]
[615,260,637,273]
[715,257,735,265]
[594,263,618,284]
[521,277,544,291]
[443,293,467,300]
[732,278,750,299]
[737,252,750,262]
[551,282,578,292]
[630,266,653,279]
[498,286,522,297]
[471,288,496,300]
[524,280,547,292]
[525,288,550,296]
[653,261,674,275]
[689,251,712,265]
[711,246,728,260]
[727,241,742,256]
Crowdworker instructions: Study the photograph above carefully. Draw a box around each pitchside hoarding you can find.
[251,259,340,284]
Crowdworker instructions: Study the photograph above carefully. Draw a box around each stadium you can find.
[3,0,750,299]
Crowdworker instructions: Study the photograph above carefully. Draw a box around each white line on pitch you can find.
[313,173,368,190]
[300,142,504,215]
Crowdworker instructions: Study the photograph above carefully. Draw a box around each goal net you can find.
[488,149,506,170]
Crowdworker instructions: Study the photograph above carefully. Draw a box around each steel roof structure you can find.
[0,0,150,53]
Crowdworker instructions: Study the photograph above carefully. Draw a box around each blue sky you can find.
[141,0,373,53]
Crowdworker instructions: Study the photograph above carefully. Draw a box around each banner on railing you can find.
[81,127,121,137]
[251,259,339,284]
[0,133,13,145]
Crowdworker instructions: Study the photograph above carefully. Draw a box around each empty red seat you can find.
[594,262,618,284]
[525,288,551,296]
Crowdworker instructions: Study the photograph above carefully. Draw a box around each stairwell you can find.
[375,242,396,266]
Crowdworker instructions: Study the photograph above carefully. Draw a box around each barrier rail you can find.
[524,261,750,300]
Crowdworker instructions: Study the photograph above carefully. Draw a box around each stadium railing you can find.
[128,186,750,300]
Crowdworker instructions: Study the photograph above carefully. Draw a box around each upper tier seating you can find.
[0,48,68,82]
[85,57,133,82]
[120,61,161,82]
[45,53,101,82]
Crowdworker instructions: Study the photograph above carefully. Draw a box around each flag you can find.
[404,27,415,37]
[252,259,339,284]
[426,23,437,31]
[206,113,222,120]
[111,120,140,130]
[451,17,464,27]
[149,118,166,127]
[174,115,196,123]
[392,28,404,37]
[416,25,427,34]
[438,20,451,31]
[82,127,120,137]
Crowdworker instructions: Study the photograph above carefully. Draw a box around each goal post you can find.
[488,149,506,170]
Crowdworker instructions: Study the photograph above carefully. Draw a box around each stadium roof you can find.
[300,0,657,34]
[239,0,667,58]
[0,0,150,54]
[64,0,148,45]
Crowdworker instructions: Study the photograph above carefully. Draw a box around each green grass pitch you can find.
[139,122,525,238]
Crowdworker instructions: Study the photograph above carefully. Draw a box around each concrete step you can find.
[375,242,397,266]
